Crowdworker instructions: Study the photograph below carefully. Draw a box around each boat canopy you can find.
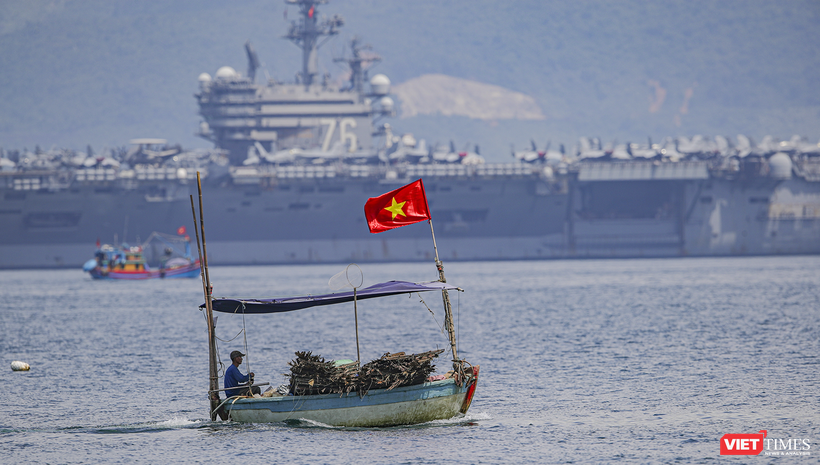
[206,280,460,314]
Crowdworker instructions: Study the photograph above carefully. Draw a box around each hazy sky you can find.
[1,0,818,159]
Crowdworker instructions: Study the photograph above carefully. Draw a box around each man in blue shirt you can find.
[224,350,260,398]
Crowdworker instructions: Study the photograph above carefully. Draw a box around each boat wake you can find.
[1,412,490,435]
[0,417,208,436]
[79,417,207,434]
[153,416,202,429]
[427,410,491,426]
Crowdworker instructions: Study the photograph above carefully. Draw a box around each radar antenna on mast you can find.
[284,0,344,87]
[244,41,261,83]
[334,36,381,95]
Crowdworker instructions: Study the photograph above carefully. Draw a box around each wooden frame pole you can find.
[191,172,224,420]
[428,219,459,370]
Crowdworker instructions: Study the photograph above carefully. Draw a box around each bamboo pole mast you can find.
[428,219,459,372]
[353,287,361,366]
[191,172,223,421]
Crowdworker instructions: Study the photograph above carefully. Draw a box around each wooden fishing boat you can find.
[206,281,479,426]
[83,231,199,280]
[220,370,478,427]
[190,174,479,427]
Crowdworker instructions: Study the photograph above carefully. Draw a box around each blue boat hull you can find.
[88,262,200,280]
[223,370,479,427]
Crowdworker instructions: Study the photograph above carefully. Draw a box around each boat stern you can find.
[459,365,479,414]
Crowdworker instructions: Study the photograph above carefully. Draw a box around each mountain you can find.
[1,0,818,161]
[392,74,545,120]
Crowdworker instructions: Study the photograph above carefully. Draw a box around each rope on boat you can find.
[416,292,444,334]
[199,309,224,383]
[214,333,225,380]
[224,397,243,421]
[416,290,458,364]
[200,305,231,379]
[213,397,234,418]
[417,291,461,362]
[214,328,245,343]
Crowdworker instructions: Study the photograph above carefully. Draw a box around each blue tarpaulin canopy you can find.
[205,280,460,314]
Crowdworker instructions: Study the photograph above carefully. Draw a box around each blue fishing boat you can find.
[191,173,479,427]
[206,281,479,426]
[191,174,479,426]
[221,372,478,426]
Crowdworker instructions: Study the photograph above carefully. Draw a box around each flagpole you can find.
[363,179,461,375]
[428,219,460,373]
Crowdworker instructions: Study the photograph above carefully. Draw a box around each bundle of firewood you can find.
[358,349,444,392]
[287,351,360,396]
[286,349,445,396]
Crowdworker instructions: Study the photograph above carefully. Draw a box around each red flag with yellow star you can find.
[364,179,431,233]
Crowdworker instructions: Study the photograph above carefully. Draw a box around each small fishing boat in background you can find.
[83,228,199,280]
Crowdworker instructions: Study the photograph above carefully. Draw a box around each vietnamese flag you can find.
[364,179,431,233]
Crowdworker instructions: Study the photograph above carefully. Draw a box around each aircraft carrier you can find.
[1,0,819,269]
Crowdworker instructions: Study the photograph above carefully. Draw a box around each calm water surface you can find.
[1,256,818,463]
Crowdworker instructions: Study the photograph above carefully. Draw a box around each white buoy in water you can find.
[11,361,30,371]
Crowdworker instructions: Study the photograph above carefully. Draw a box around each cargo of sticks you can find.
[287,349,445,396]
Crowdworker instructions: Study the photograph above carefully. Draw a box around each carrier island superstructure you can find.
[0,0,818,269]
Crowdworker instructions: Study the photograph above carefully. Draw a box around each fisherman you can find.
[159,247,172,278]
[224,350,260,398]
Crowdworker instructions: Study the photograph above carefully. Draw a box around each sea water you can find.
[1,256,818,463]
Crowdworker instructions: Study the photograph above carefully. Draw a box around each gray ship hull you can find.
[1,162,818,269]
[568,178,820,257]
[0,170,568,268]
